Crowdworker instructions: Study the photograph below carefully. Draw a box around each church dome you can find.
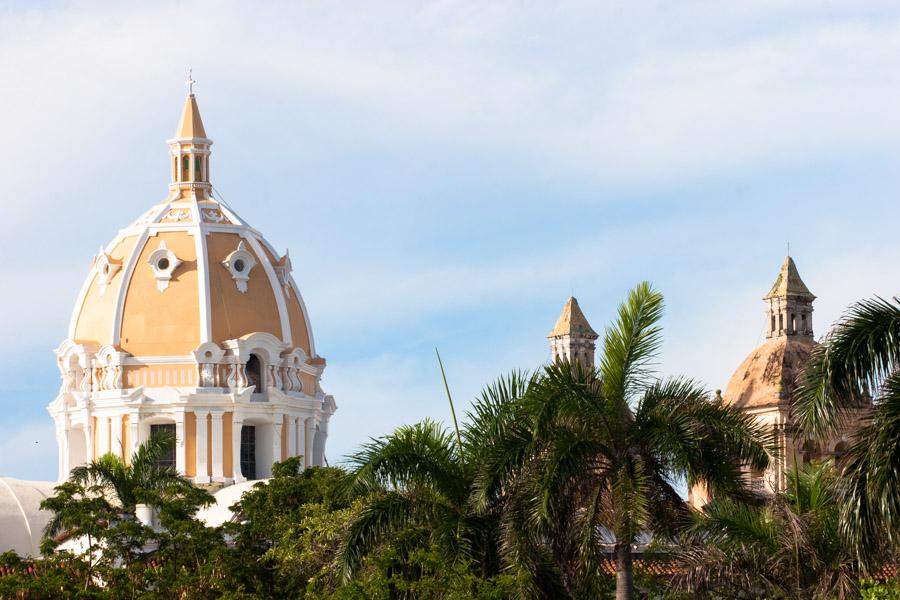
[49,87,335,486]
[723,256,817,410]
[0,479,55,557]
[67,93,315,360]
[723,336,816,409]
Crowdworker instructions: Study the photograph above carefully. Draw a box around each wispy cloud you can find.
[1,1,899,476]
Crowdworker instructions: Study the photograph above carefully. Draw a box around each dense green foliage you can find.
[4,287,899,598]
[673,461,861,599]
[795,295,900,568]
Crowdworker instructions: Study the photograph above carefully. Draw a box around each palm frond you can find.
[348,420,466,502]
[599,281,664,406]
[796,295,900,436]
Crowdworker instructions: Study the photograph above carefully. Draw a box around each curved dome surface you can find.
[723,336,816,410]
[68,198,313,358]
[0,479,56,557]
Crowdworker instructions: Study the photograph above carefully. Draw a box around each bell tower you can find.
[764,256,815,340]
[167,74,213,201]
[548,297,598,369]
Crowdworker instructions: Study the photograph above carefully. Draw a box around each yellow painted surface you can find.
[281,414,288,461]
[286,295,312,355]
[185,412,196,477]
[300,373,316,394]
[260,239,312,353]
[121,415,129,463]
[206,413,213,477]
[223,412,233,478]
[121,232,201,356]
[74,236,138,344]
[207,232,283,342]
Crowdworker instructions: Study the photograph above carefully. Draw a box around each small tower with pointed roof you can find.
[548,297,598,369]
[168,79,213,202]
[765,256,815,340]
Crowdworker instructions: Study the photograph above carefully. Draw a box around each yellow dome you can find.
[723,336,816,410]
[68,94,315,361]
[49,88,335,487]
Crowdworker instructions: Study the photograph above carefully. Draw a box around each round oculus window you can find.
[233,259,245,273]
[157,257,170,271]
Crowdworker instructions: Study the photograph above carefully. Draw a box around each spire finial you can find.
[186,68,196,95]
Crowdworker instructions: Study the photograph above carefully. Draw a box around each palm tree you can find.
[673,460,859,599]
[473,283,774,600]
[338,372,533,584]
[45,433,191,537]
[795,295,900,567]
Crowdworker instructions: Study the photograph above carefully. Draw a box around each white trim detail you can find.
[111,228,151,346]
[221,240,256,293]
[245,235,292,346]
[194,225,212,343]
[147,240,183,292]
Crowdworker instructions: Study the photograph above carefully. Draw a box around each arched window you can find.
[246,354,263,393]
[771,314,776,333]
[791,314,797,333]
[182,156,190,181]
[195,156,202,182]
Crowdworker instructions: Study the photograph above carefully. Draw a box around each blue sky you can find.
[1,1,899,480]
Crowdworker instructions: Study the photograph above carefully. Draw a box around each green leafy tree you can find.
[794,295,900,568]
[673,460,860,599]
[473,283,773,600]
[227,457,354,597]
[39,435,217,596]
[337,374,534,590]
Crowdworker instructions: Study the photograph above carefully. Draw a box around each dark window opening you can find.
[246,354,263,393]
[195,157,202,181]
[771,314,776,332]
[791,313,797,332]
[182,156,190,181]
[834,442,849,471]
[240,425,256,480]
[150,423,176,470]
[801,440,819,465]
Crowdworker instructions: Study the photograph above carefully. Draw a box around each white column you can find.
[304,418,314,469]
[127,413,140,463]
[195,410,210,483]
[272,415,284,466]
[174,413,186,475]
[295,417,304,458]
[210,411,224,480]
[109,415,122,459]
[316,418,329,467]
[97,417,110,456]
[232,415,245,483]
[287,416,297,459]
[83,421,93,463]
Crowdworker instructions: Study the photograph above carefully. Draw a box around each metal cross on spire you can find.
[186,68,196,95]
